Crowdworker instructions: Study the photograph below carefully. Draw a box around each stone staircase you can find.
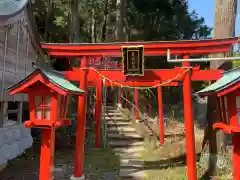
[103,106,145,180]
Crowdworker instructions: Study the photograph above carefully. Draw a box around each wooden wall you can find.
[0,12,37,102]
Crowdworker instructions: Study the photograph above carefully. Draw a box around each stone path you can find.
[103,106,145,180]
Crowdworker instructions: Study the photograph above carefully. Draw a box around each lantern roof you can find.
[198,67,240,96]
[8,67,84,95]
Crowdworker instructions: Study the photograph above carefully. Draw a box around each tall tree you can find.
[101,0,109,42]
[69,0,80,43]
[91,0,97,43]
[202,0,237,177]
[44,0,53,41]
[115,0,125,41]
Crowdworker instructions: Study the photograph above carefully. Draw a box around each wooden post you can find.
[134,88,139,122]
[39,127,56,180]
[182,56,197,180]
[73,56,88,180]
[1,27,8,101]
[17,101,23,124]
[157,86,164,144]
[95,77,102,148]
[0,101,8,128]
[14,22,20,102]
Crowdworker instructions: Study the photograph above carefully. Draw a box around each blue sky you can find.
[188,0,240,36]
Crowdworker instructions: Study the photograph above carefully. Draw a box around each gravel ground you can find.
[0,148,79,180]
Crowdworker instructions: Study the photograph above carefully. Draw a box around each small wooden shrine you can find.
[198,67,240,180]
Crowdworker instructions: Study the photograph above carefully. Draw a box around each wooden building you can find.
[0,0,44,168]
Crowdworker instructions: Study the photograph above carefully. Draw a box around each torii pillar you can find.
[134,88,140,122]
[182,56,197,180]
[157,85,165,144]
[95,77,103,148]
[72,56,88,180]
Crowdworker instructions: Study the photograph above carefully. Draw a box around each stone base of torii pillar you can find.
[70,175,85,180]
[117,103,122,108]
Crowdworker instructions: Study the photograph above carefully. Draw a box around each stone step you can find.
[109,140,143,147]
[107,133,143,140]
[120,159,143,168]
[105,109,120,113]
[119,169,145,178]
[117,152,142,159]
[107,123,132,128]
[107,121,131,125]
[113,146,145,154]
[104,119,131,123]
[105,106,117,109]
[108,126,137,133]
[104,114,123,117]
[104,116,125,120]
[104,112,123,116]
[107,124,133,128]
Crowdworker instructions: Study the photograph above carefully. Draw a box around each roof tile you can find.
[7,68,84,94]
[197,68,240,94]
[0,0,28,16]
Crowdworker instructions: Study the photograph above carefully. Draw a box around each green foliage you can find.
[31,0,211,44]
[128,1,211,41]
[30,0,212,103]
[233,51,240,68]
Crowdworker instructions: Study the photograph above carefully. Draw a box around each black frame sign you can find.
[122,45,144,76]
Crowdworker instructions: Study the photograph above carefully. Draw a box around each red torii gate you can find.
[92,77,179,147]
[41,37,238,180]
[86,56,179,146]
[86,59,179,147]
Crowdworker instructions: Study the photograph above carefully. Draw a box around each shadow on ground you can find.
[0,128,121,180]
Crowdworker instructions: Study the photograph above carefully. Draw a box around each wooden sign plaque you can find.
[122,45,144,76]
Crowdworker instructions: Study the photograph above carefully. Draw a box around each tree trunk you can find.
[202,0,237,177]
[123,1,129,41]
[91,0,97,43]
[44,0,53,41]
[68,0,80,67]
[101,0,109,42]
[115,0,125,41]
[69,0,80,43]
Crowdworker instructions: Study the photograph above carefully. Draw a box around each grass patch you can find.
[144,167,187,180]
[141,131,232,180]
[142,134,188,180]
[84,147,120,178]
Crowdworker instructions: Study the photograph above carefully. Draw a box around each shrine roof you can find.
[8,68,84,94]
[197,68,240,95]
[0,0,28,16]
